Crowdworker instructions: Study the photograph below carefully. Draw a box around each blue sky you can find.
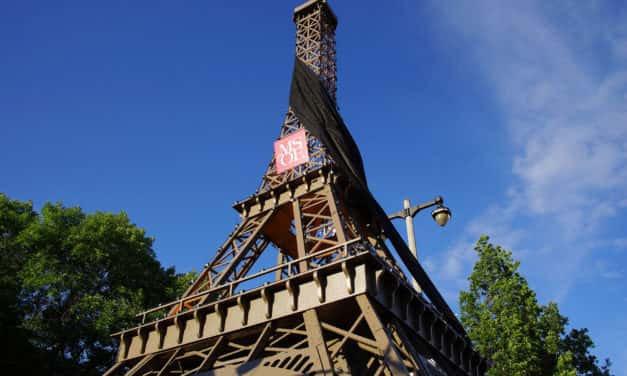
[1,0,626,372]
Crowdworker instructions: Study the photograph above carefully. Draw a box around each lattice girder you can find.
[258,109,334,192]
[175,170,380,317]
[108,239,486,375]
[107,290,485,375]
[294,0,337,99]
[259,0,338,193]
[131,168,405,323]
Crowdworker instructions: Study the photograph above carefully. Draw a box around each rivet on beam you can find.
[470,352,479,376]
[451,335,460,364]
[404,293,414,323]
[120,332,132,360]
[237,295,248,325]
[215,303,225,332]
[303,175,311,192]
[414,299,425,335]
[376,271,390,305]
[440,325,448,355]
[391,279,401,309]
[174,316,185,345]
[327,170,335,184]
[459,342,468,372]
[193,309,205,339]
[313,271,325,302]
[445,329,454,360]
[430,319,439,349]
[138,327,148,355]
[286,279,297,311]
[261,287,272,319]
[341,261,354,294]
[319,169,327,184]
[155,321,165,350]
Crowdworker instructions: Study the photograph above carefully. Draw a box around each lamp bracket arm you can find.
[387,196,445,220]
[411,196,444,217]
[388,210,406,220]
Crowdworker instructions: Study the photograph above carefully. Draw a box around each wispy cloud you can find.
[423,0,627,300]
[595,259,624,280]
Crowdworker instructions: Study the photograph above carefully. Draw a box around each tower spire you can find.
[294,0,338,100]
[257,1,340,193]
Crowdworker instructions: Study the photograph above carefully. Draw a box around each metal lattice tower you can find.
[294,0,337,100]
[104,1,487,375]
[258,0,338,193]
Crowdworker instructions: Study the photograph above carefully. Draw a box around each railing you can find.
[135,237,365,324]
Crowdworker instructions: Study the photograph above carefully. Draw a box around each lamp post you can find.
[388,195,452,293]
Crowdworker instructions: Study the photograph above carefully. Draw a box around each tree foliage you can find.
[0,193,192,375]
[460,236,612,376]
[0,194,41,372]
[561,328,612,376]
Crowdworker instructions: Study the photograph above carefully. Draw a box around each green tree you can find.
[538,302,569,373]
[0,194,44,373]
[0,193,189,375]
[460,236,544,375]
[167,270,197,299]
[460,236,612,376]
[555,352,577,376]
[561,328,612,376]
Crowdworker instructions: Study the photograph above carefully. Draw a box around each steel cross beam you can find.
[108,250,486,375]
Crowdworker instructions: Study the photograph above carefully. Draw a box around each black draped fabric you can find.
[288,58,468,337]
[289,58,368,190]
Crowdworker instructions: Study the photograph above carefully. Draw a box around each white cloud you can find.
[429,239,475,284]
[424,0,627,300]
[439,1,627,236]
[424,204,527,298]
[595,259,625,280]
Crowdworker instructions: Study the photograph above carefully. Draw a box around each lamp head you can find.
[431,206,452,227]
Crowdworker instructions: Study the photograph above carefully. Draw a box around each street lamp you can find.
[431,204,452,227]
[388,195,452,292]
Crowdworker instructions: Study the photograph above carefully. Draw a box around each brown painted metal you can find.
[258,0,338,193]
[356,294,410,375]
[105,1,487,375]
[108,241,486,374]
[303,309,334,374]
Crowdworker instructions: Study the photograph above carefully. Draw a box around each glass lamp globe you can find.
[431,206,452,227]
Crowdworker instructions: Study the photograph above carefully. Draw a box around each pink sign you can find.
[274,129,309,173]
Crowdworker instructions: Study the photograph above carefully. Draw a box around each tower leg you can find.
[356,295,411,375]
[303,309,334,375]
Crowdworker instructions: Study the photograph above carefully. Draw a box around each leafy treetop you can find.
[460,236,612,376]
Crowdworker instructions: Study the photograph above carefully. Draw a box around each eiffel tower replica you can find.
[105,1,487,375]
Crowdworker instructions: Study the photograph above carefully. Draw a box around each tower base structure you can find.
[107,235,485,375]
